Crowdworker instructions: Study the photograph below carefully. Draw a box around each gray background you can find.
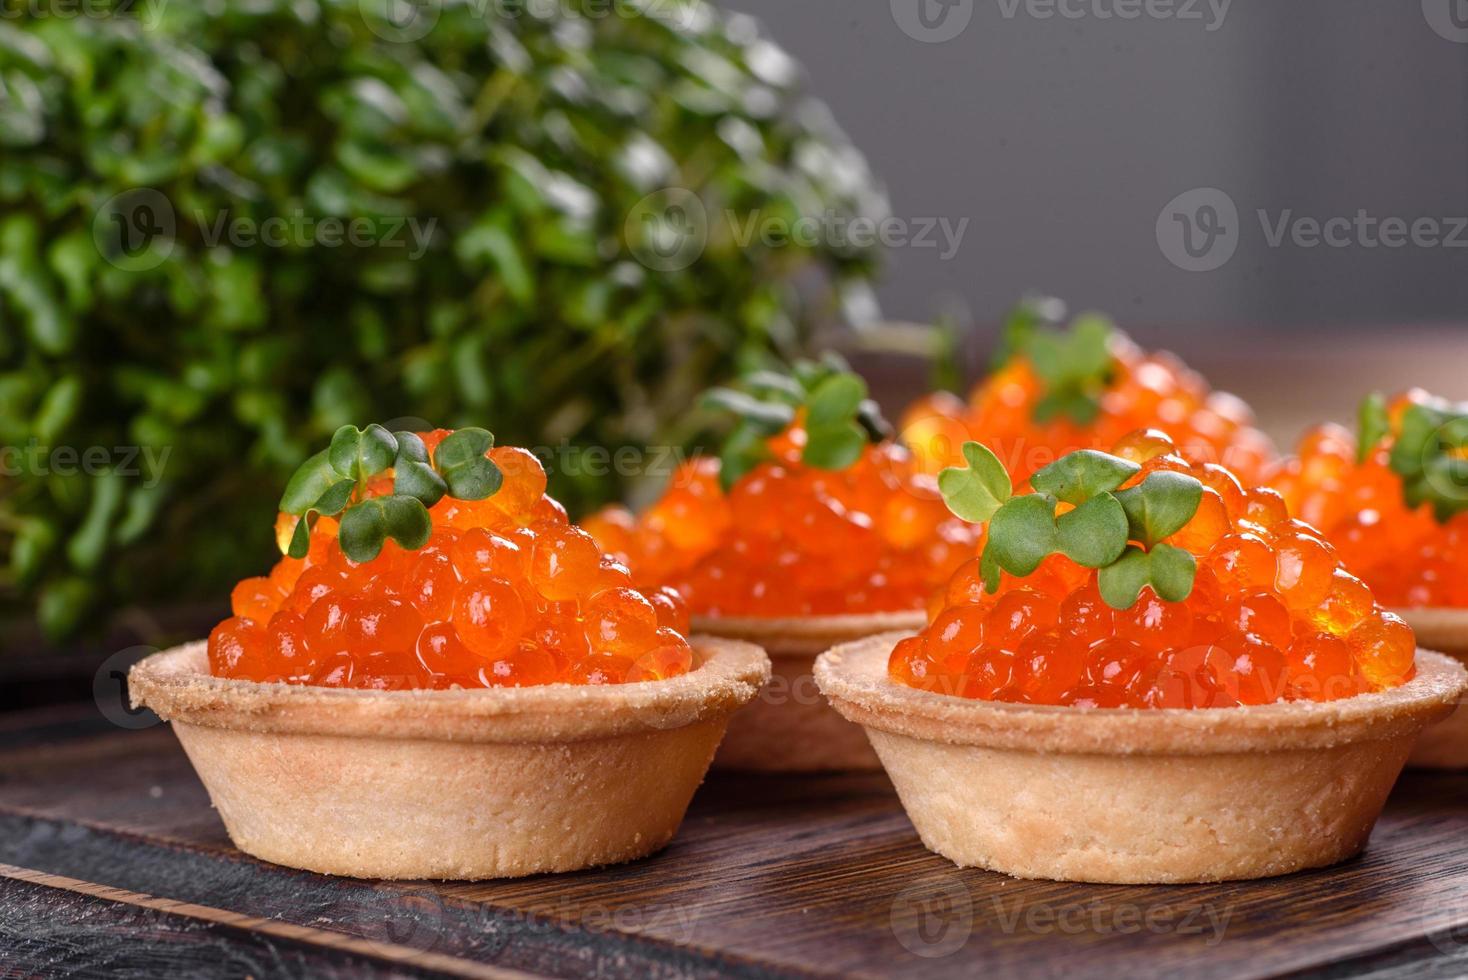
[722,0,1468,333]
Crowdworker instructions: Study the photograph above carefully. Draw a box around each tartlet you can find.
[585,358,978,772]
[1271,391,1468,768]
[1393,607,1468,767]
[836,438,1466,882]
[817,633,1464,884]
[153,423,773,878]
[131,636,767,879]
[691,611,922,771]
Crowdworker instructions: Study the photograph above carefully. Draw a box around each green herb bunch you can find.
[1357,393,1468,522]
[0,0,886,637]
[993,296,1120,425]
[938,442,1205,610]
[700,354,891,490]
[280,425,502,563]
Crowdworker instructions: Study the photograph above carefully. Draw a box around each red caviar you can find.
[1271,392,1468,608]
[584,424,980,617]
[209,432,692,689]
[890,431,1414,707]
[902,337,1274,484]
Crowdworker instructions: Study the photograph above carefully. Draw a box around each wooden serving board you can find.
[3,705,1468,979]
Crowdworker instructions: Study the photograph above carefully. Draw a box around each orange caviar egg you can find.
[1272,392,1468,609]
[900,331,1275,484]
[889,432,1413,708]
[584,431,980,618]
[206,431,696,690]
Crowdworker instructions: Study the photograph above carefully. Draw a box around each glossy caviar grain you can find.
[901,338,1275,483]
[583,426,981,617]
[888,432,1414,707]
[206,431,693,690]
[1271,392,1468,609]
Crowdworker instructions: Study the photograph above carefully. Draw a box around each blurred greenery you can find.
[0,0,887,639]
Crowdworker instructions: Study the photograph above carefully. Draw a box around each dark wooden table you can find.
[4,704,1468,978]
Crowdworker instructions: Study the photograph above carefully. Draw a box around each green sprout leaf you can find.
[1096,543,1198,609]
[1097,545,1151,610]
[1356,392,1388,464]
[806,373,867,427]
[1030,450,1140,505]
[803,421,867,471]
[339,495,432,562]
[941,446,1202,608]
[1381,398,1468,523]
[986,494,1058,577]
[286,514,313,560]
[718,422,771,492]
[395,460,447,508]
[1148,543,1198,602]
[702,387,796,434]
[994,299,1118,426]
[279,449,342,515]
[1115,471,1203,548]
[742,370,804,404]
[394,431,430,464]
[329,423,398,481]
[434,427,502,500]
[313,478,356,517]
[702,356,893,487]
[1055,494,1129,568]
[938,441,1013,524]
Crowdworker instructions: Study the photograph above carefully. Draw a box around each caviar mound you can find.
[890,431,1415,708]
[584,432,981,619]
[209,432,694,690]
[1272,391,1468,609]
[902,309,1274,484]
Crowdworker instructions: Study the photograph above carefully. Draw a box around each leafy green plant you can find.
[281,424,501,562]
[992,295,1118,425]
[0,0,886,637]
[938,442,1204,609]
[700,354,891,489]
[1357,393,1468,522]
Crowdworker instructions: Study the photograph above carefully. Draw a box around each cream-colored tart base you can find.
[815,633,1466,884]
[130,637,768,880]
[1395,607,1468,768]
[692,612,924,772]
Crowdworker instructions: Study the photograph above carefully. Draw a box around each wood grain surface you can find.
[3,713,1468,979]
